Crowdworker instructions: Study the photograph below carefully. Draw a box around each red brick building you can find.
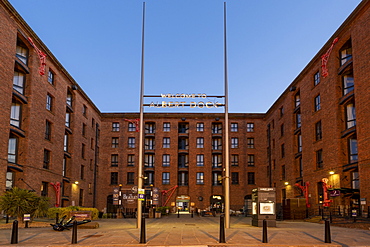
[1,0,370,217]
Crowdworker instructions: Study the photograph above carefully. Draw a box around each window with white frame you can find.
[196,122,204,132]
[128,137,135,148]
[163,122,170,132]
[231,137,238,148]
[112,122,120,132]
[196,154,204,166]
[13,71,25,94]
[162,154,170,167]
[196,137,204,148]
[163,137,170,148]
[247,123,254,132]
[196,172,204,184]
[231,123,238,132]
[162,172,170,185]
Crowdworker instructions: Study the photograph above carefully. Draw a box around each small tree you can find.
[0,187,50,221]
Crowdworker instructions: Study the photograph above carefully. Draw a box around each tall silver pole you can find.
[223,2,230,229]
[137,1,146,229]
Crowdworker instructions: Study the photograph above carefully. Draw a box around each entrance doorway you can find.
[176,195,190,212]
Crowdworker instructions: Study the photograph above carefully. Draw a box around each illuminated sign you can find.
[147,93,224,109]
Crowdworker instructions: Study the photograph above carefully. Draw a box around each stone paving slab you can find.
[0,215,369,247]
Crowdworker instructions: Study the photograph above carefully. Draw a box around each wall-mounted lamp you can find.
[284,181,289,186]
[329,171,335,175]
[215,117,220,121]
[181,117,186,121]
[74,181,79,185]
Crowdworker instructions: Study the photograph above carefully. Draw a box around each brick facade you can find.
[1,0,370,217]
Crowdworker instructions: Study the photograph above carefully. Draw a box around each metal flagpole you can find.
[223,2,230,229]
[137,1,146,229]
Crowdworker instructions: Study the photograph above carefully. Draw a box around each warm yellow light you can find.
[284,181,289,185]
[329,171,335,175]
[74,181,79,185]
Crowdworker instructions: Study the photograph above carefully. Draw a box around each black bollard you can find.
[140,215,146,243]
[11,220,18,244]
[56,213,59,224]
[368,206,370,218]
[329,211,332,223]
[324,219,331,243]
[177,210,180,218]
[191,211,193,218]
[262,219,268,243]
[71,220,77,244]
[219,215,226,243]
[6,214,9,224]
[25,221,29,228]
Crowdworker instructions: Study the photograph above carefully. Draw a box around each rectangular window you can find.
[46,94,53,111]
[213,172,222,186]
[281,144,285,158]
[196,154,204,166]
[65,112,71,128]
[231,138,238,148]
[247,172,255,185]
[178,137,189,150]
[110,172,118,185]
[295,93,300,107]
[231,154,238,166]
[196,123,204,132]
[128,137,135,148]
[82,123,86,136]
[178,154,189,168]
[351,171,359,189]
[81,143,86,159]
[163,137,170,148]
[64,133,69,152]
[212,138,222,150]
[111,154,118,167]
[212,123,222,134]
[144,172,154,186]
[127,172,135,184]
[231,123,238,132]
[346,103,356,129]
[298,157,303,178]
[314,95,321,111]
[248,154,255,166]
[163,122,170,132]
[280,124,284,137]
[145,138,155,150]
[82,105,87,116]
[247,138,254,148]
[281,165,286,180]
[43,149,50,169]
[231,172,239,184]
[343,74,354,95]
[315,121,322,141]
[127,154,135,166]
[280,106,284,117]
[145,154,155,167]
[212,154,222,168]
[45,120,52,140]
[112,137,119,148]
[10,102,21,128]
[297,134,302,153]
[196,172,204,184]
[247,123,254,132]
[348,137,358,163]
[16,43,28,64]
[340,45,352,65]
[128,122,136,132]
[178,172,188,186]
[178,123,189,133]
[314,71,320,86]
[296,113,301,129]
[41,181,48,197]
[316,149,323,169]
[66,91,73,107]
[48,70,54,85]
[196,137,204,148]
[112,122,120,132]
[145,123,155,133]
[13,71,25,94]
[6,172,14,190]
[62,157,67,177]
[80,165,85,180]
[162,154,170,167]
[162,172,170,185]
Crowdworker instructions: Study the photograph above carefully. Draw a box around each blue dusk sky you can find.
[8,0,362,113]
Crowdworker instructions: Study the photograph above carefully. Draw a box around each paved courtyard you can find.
[0,214,369,246]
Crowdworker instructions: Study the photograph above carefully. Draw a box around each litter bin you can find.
[155,211,161,219]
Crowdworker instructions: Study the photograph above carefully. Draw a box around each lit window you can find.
[196,172,204,184]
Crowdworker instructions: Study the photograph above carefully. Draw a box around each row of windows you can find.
[111,122,255,133]
[110,171,256,186]
[111,154,255,167]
